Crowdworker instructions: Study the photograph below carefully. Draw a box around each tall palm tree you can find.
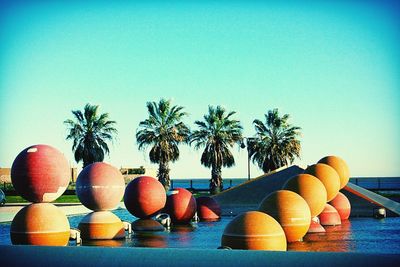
[64,103,117,168]
[136,99,190,191]
[248,108,301,173]
[190,106,243,194]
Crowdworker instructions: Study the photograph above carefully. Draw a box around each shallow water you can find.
[1,209,400,253]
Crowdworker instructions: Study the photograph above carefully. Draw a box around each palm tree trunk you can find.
[158,161,171,192]
[210,164,223,195]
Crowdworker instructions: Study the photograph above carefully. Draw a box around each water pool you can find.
[1,208,400,253]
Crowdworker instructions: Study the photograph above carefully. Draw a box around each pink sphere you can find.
[76,162,125,211]
[165,188,197,224]
[196,197,221,221]
[319,204,341,226]
[11,144,70,203]
[124,176,166,219]
[329,192,351,220]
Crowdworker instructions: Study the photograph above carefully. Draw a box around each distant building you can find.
[0,168,11,183]
[120,166,157,183]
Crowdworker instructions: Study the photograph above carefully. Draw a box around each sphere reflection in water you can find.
[81,239,125,247]
[133,232,167,248]
[289,220,352,252]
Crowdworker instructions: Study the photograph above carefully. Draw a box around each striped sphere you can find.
[319,204,342,226]
[221,211,287,251]
[79,211,125,240]
[283,174,327,217]
[329,192,351,220]
[304,163,341,202]
[318,156,350,189]
[11,203,70,246]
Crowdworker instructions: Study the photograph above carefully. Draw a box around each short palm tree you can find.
[64,103,117,168]
[190,106,243,194]
[248,108,301,173]
[136,99,190,191]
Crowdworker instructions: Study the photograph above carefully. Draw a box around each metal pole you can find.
[247,147,250,180]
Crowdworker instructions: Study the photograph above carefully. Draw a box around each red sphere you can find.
[76,162,125,211]
[319,204,341,226]
[11,144,70,203]
[124,176,166,219]
[329,192,351,220]
[196,197,221,221]
[165,188,197,224]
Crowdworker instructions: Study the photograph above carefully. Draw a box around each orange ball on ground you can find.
[283,174,327,217]
[79,211,125,240]
[258,190,311,242]
[319,204,342,226]
[11,203,70,246]
[196,197,221,221]
[124,176,167,219]
[165,188,196,224]
[329,192,351,220]
[11,144,70,203]
[304,163,340,202]
[76,162,125,211]
[221,211,287,251]
[318,156,350,189]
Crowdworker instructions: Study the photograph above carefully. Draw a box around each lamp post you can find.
[241,137,255,181]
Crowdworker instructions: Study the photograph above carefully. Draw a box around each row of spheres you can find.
[221,155,351,251]
[10,144,221,246]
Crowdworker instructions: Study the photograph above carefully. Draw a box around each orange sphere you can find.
[283,174,327,217]
[11,144,70,203]
[258,190,311,242]
[76,162,125,211]
[319,204,341,226]
[196,197,221,221]
[304,163,340,202]
[165,188,196,224]
[318,156,350,189]
[79,211,125,240]
[329,192,351,220]
[124,176,166,219]
[221,211,287,251]
[11,203,70,246]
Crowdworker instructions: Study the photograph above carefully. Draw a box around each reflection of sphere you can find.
[76,162,125,211]
[196,197,221,221]
[304,163,340,202]
[319,204,341,226]
[258,190,311,242]
[165,188,196,224]
[11,144,70,203]
[283,174,327,217]
[318,156,349,189]
[329,192,351,220]
[124,176,166,218]
[11,203,70,245]
[131,219,165,232]
[221,211,286,251]
[79,211,125,240]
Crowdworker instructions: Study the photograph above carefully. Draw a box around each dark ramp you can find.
[213,165,304,215]
[343,183,400,217]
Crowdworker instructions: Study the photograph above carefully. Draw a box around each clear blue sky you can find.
[1,1,399,178]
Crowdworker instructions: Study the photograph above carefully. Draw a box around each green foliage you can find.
[136,99,190,191]
[64,103,117,168]
[248,108,301,173]
[190,105,243,194]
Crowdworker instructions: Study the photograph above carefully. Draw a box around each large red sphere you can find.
[221,211,287,251]
[76,162,125,211]
[124,176,166,219]
[319,204,341,226]
[11,203,70,246]
[329,192,351,220]
[196,197,221,221]
[11,144,70,203]
[165,188,196,224]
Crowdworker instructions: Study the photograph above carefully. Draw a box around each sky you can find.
[0,1,399,179]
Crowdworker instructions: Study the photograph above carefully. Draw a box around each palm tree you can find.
[190,106,243,194]
[248,108,301,173]
[64,103,117,168]
[136,99,190,191]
